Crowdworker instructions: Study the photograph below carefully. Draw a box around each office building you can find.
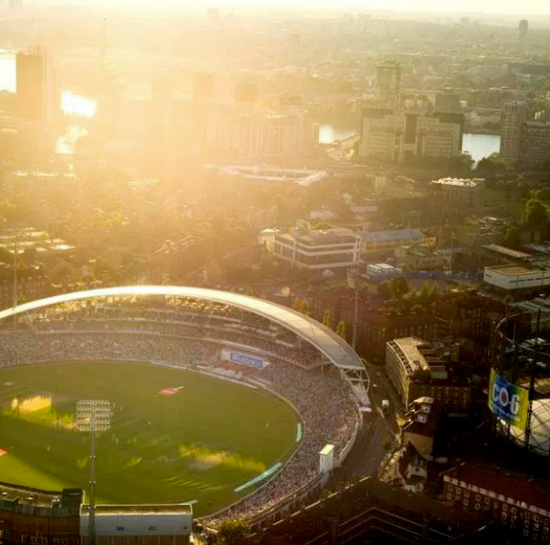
[359,108,463,164]
[376,60,401,109]
[520,122,550,169]
[272,227,361,270]
[16,47,59,122]
[442,463,550,543]
[499,102,550,169]
[519,19,529,39]
[385,337,472,409]
[359,228,428,258]
[203,105,318,158]
[500,101,527,166]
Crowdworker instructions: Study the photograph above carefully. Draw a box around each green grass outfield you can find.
[0,361,299,516]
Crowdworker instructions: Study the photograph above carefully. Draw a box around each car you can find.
[382,399,390,415]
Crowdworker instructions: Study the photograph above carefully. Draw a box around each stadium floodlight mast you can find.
[76,400,112,545]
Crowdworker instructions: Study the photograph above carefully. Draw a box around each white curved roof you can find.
[507,398,550,456]
[0,285,364,371]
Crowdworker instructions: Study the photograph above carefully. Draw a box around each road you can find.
[339,362,400,480]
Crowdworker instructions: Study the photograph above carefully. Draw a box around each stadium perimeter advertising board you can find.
[221,348,267,369]
[488,369,529,431]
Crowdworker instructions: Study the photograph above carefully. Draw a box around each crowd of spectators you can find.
[0,297,360,522]
[22,301,325,369]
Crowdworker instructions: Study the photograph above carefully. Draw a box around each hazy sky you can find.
[194,0,550,14]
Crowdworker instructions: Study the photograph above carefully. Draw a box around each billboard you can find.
[221,348,266,369]
[488,369,529,431]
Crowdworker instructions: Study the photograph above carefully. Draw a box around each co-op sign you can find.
[488,369,529,430]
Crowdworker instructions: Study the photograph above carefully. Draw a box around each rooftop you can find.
[360,229,426,243]
[430,177,483,188]
[81,504,192,516]
[388,337,430,375]
[205,165,328,187]
[406,244,438,257]
[402,398,441,439]
[481,244,531,260]
[485,265,541,277]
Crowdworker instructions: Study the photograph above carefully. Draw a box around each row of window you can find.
[447,484,550,524]
[2,535,77,545]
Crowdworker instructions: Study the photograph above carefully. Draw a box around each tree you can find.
[322,308,332,329]
[299,299,312,317]
[217,520,250,545]
[336,320,347,341]
[535,188,550,202]
[502,227,522,249]
[419,281,431,302]
[411,303,427,314]
[474,155,506,177]
[379,277,409,301]
[525,199,548,229]
[388,276,409,299]
[382,437,393,451]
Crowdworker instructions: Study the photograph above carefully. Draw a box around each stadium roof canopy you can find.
[0,285,364,372]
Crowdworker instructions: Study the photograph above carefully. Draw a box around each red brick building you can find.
[442,464,550,543]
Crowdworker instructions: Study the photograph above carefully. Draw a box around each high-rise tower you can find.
[500,101,527,166]
[519,19,529,39]
[376,61,401,110]
[16,46,59,121]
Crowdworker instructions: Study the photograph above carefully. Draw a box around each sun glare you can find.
[61,91,96,118]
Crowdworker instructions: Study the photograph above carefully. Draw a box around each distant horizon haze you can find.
[23,0,550,15]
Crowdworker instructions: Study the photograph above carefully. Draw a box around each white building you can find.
[484,265,550,291]
[272,227,361,270]
[80,504,193,545]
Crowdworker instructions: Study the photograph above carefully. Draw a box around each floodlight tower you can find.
[76,400,112,545]
[347,267,359,351]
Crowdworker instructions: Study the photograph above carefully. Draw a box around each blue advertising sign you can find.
[488,369,529,430]
[229,352,265,369]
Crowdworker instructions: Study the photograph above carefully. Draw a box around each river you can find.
[318,124,358,145]
[462,133,501,163]
[319,123,501,164]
